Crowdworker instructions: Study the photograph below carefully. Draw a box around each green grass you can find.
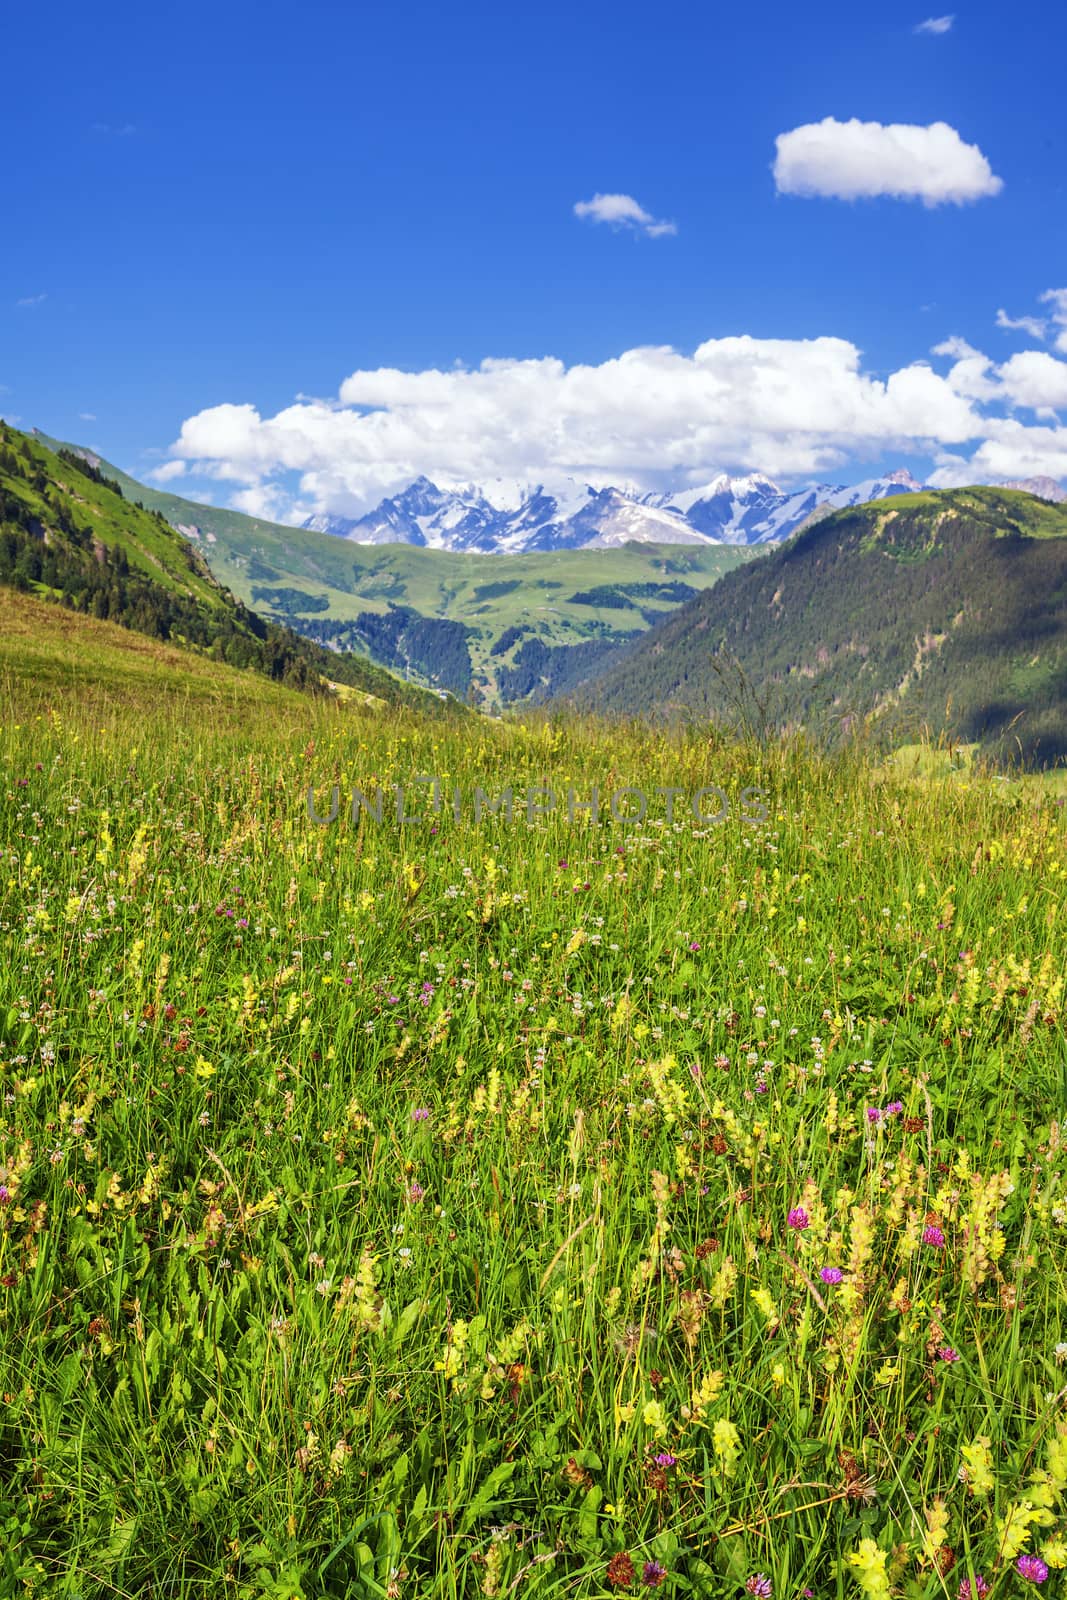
[873,488,1067,539]
[0,589,315,718]
[1,638,1066,1598]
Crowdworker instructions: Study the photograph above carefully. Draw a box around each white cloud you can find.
[932,293,1067,417]
[932,338,1001,400]
[996,308,1047,339]
[997,351,1067,411]
[1040,289,1067,353]
[162,303,1067,520]
[914,14,954,33]
[148,459,188,483]
[79,412,97,422]
[773,118,1003,206]
[925,302,1067,479]
[573,193,677,238]
[167,335,993,519]
[167,285,1067,516]
[229,484,289,520]
[16,293,47,308]
[930,421,1067,486]
[932,336,985,360]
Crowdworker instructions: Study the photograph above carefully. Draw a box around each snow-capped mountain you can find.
[301,468,928,553]
[995,476,1067,503]
[658,467,924,545]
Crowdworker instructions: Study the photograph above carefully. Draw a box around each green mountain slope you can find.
[0,585,312,718]
[0,425,455,716]
[563,487,1067,764]
[35,433,750,705]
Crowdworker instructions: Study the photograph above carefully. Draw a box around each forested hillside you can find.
[0,425,456,714]
[564,488,1067,764]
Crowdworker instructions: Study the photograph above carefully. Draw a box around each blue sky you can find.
[3,0,1066,517]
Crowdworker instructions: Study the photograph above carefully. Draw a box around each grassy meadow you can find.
[1,611,1066,1599]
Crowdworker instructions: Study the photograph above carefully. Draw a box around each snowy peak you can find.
[300,468,936,553]
[995,476,1067,503]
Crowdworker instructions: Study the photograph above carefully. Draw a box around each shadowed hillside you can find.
[562,488,1067,765]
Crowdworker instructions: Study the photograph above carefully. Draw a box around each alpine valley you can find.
[11,435,936,703]
[16,430,1067,740]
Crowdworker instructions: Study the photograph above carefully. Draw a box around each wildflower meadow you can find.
[1,685,1066,1599]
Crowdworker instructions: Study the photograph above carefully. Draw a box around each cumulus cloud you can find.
[997,351,1067,411]
[931,338,1001,401]
[929,421,1067,487]
[166,334,1001,519]
[229,484,290,520]
[1040,289,1067,353]
[931,337,984,361]
[914,14,954,32]
[934,304,1067,416]
[996,308,1047,339]
[773,118,1003,206]
[924,306,1067,477]
[573,193,677,237]
[148,459,188,483]
[161,305,1067,519]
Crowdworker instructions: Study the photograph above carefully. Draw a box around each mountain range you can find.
[300,469,1066,554]
[300,469,927,552]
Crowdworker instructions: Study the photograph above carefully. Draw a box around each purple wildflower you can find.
[885,1101,904,1115]
[787,1207,810,1231]
[0,1185,9,1204]
[922,1224,946,1248]
[866,1106,882,1123]
[745,1577,773,1598]
[938,1346,960,1362]
[641,1561,667,1588]
[412,1107,430,1122]
[820,1267,843,1284]
[957,1576,989,1600]
[654,1452,677,1468]
[1016,1556,1049,1584]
